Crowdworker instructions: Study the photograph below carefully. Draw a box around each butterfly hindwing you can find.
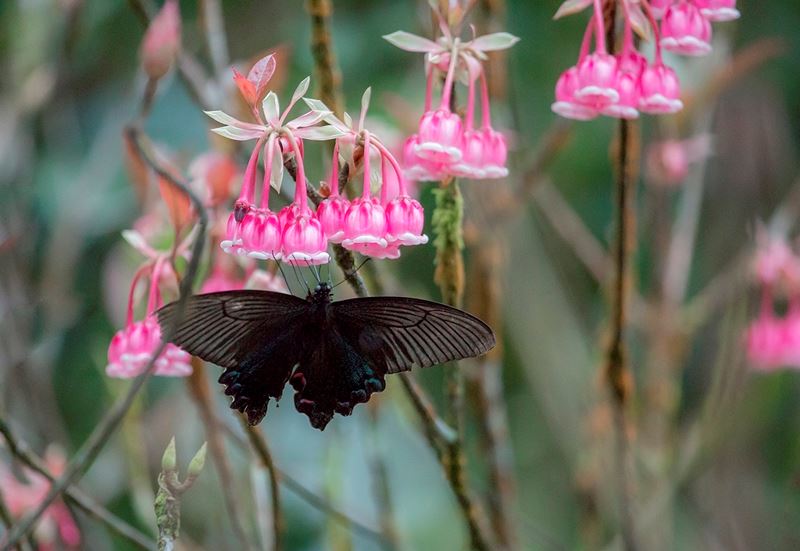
[330,296,496,374]
[290,325,386,430]
[157,291,310,423]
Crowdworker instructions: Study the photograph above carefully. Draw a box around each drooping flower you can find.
[107,258,191,378]
[384,15,518,181]
[316,140,350,243]
[646,135,712,186]
[745,234,800,371]
[661,2,713,57]
[342,132,389,253]
[551,0,741,123]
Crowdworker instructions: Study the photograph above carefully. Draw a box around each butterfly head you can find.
[310,282,333,304]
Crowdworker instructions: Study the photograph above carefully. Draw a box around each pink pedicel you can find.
[280,134,330,266]
[661,2,713,57]
[221,139,263,255]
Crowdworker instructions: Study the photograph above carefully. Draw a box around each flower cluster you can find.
[745,234,800,371]
[106,255,192,378]
[0,448,80,549]
[209,58,428,263]
[552,0,740,121]
[384,13,519,182]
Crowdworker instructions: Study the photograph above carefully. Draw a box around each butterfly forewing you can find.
[156,291,308,367]
[157,291,311,424]
[331,297,496,374]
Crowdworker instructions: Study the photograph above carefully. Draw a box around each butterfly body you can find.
[158,283,495,430]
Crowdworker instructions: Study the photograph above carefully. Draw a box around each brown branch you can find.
[3,132,207,545]
[0,418,155,550]
[186,360,254,551]
[602,5,638,550]
[306,0,344,116]
[240,420,284,551]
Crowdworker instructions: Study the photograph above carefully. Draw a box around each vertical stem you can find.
[307,0,343,116]
[242,421,284,551]
[186,361,254,551]
[604,4,638,551]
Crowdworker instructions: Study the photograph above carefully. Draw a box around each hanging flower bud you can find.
[140,0,181,80]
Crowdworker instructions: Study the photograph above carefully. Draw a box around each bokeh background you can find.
[2,0,800,549]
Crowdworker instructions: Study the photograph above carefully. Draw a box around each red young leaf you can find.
[232,69,258,106]
[158,175,193,235]
[246,53,277,103]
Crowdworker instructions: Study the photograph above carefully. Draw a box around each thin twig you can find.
[186,361,253,551]
[605,84,639,551]
[201,0,230,89]
[240,420,284,551]
[0,419,155,550]
[3,125,207,549]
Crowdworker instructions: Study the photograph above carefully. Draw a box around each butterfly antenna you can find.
[273,256,295,296]
[332,256,371,289]
[310,264,322,284]
[289,259,310,294]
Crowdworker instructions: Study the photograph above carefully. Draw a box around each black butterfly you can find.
[157,283,495,430]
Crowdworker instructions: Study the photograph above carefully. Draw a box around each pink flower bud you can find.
[140,0,181,80]
[649,0,674,19]
[240,209,282,260]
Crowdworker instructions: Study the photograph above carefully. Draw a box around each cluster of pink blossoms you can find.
[745,235,800,371]
[106,256,192,378]
[552,0,740,121]
[209,58,428,264]
[384,15,519,182]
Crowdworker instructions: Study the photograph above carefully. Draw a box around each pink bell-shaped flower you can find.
[403,134,444,182]
[552,66,599,121]
[221,139,263,255]
[106,260,191,378]
[282,209,330,266]
[639,63,684,114]
[280,133,330,266]
[415,108,463,163]
[745,310,784,371]
[694,0,740,22]
[451,130,487,179]
[661,2,713,56]
[342,133,389,251]
[481,127,509,178]
[386,196,427,246]
[601,22,644,120]
[413,51,464,164]
[575,52,620,107]
[316,141,350,243]
[380,151,428,247]
[241,209,282,260]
